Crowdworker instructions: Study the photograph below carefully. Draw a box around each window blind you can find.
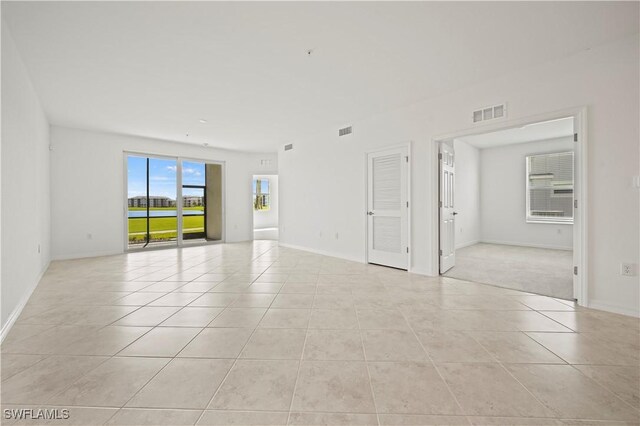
[526,151,574,223]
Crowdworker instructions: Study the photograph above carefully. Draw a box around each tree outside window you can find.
[253,178,270,211]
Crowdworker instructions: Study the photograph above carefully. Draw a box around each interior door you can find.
[367,146,409,270]
[439,143,456,273]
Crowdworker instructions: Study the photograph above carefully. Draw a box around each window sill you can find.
[526,219,574,225]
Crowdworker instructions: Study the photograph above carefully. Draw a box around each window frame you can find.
[525,151,575,225]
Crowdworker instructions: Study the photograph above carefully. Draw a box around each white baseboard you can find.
[278,242,364,264]
[587,299,640,318]
[0,261,50,343]
[52,249,123,261]
[480,239,572,251]
[455,239,480,250]
[278,242,434,276]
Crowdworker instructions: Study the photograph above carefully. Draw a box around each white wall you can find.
[279,34,639,316]
[253,174,278,230]
[480,137,573,250]
[1,24,51,332]
[50,126,277,259]
[453,139,480,249]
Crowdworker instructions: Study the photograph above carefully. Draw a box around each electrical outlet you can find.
[620,263,638,277]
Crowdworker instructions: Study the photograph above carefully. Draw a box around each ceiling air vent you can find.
[472,103,506,124]
[284,144,293,151]
[338,126,353,137]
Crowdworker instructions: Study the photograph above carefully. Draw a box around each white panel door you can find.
[439,143,456,273]
[367,146,409,270]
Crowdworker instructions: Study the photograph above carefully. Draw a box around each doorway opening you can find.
[436,113,585,302]
[125,154,224,250]
[252,175,278,240]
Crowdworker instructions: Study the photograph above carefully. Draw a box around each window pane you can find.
[148,158,178,245]
[127,155,148,247]
[253,178,270,211]
[183,187,205,240]
[183,161,206,186]
[527,152,574,222]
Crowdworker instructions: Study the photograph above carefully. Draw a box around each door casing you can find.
[431,107,588,306]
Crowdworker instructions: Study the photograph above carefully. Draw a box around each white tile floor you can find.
[1,241,638,425]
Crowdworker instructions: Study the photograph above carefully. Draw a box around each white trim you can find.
[432,106,588,307]
[479,240,572,251]
[278,242,363,263]
[53,249,123,260]
[455,239,480,250]
[1,261,50,343]
[364,142,412,270]
[588,299,640,318]
[177,159,184,245]
[279,242,427,276]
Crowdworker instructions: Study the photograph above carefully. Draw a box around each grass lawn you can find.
[128,210,204,243]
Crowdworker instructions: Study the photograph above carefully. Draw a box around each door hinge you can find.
[439,201,443,208]
[573,266,578,275]
[406,201,409,208]
[439,249,443,256]
[574,199,578,209]
[405,156,409,163]
[438,153,443,160]
[406,247,409,253]
[573,133,578,142]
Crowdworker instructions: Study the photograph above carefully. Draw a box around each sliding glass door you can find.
[127,155,178,248]
[126,154,223,250]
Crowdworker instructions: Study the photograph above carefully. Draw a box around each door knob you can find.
[367,211,374,215]
[452,212,458,216]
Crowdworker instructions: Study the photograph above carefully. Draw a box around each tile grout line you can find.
[398,308,471,424]
[193,259,279,426]
[285,257,320,425]
[355,304,382,426]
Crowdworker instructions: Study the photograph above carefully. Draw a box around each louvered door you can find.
[439,143,456,273]
[367,146,409,270]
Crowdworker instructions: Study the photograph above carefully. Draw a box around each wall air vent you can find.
[338,126,353,137]
[284,144,293,151]
[472,103,507,124]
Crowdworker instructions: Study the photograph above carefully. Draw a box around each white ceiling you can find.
[3,2,638,152]
[457,117,575,149]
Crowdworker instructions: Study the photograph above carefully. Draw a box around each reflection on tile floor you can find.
[1,241,638,425]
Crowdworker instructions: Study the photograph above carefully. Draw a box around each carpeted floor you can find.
[444,243,574,300]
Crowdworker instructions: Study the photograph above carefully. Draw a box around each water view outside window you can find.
[253,178,270,211]
[127,155,178,248]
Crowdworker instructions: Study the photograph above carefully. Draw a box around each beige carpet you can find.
[444,243,574,300]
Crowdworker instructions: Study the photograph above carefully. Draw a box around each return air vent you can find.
[472,103,506,124]
[284,144,293,151]
[338,126,353,137]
